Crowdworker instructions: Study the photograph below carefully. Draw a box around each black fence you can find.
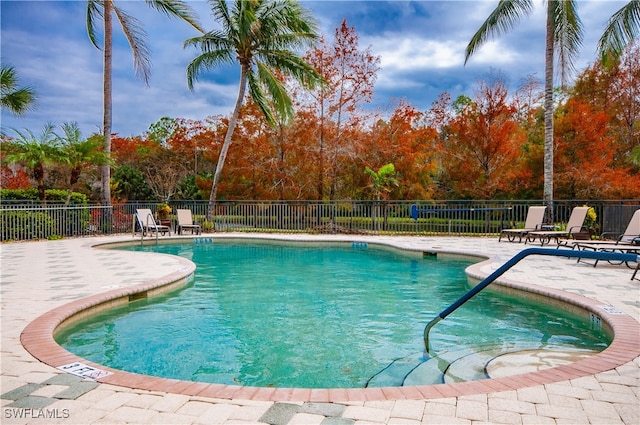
[1,199,638,242]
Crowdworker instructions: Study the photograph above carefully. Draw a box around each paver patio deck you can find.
[1,233,639,424]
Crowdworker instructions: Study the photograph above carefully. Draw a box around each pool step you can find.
[441,348,498,383]
[366,352,444,387]
[367,345,534,387]
[366,345,599,387]
[414,345,532,384]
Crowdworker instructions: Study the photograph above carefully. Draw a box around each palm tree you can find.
[597,0,639,66]
[184,0,324,220]
[86,0,202,206]
[365,163,399,201]
[465,0,583,214]
[365,163,399,231]
[0,64,36,116]
[631,145,640,167]
[3,123,61,202]
[57,122,111,204]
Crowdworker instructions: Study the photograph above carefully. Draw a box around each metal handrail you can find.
[146,213,159,246]
[132,212,159,245]
[423,248,639,355]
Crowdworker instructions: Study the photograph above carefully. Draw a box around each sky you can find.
[0,0,630,138]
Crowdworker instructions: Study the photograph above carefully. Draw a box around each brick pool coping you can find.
[19,236,640,403]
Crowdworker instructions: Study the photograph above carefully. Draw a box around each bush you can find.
[0,210,57,241]
[0,189,88,204]
[44,189,88,204]
[0,188,39,201]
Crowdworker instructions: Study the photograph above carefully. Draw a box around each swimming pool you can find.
[56,239,610,389]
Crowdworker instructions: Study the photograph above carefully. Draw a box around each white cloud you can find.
[372,36,465,71]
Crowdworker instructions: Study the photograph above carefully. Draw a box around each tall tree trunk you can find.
[65,167,81,205]
[101,0,113,206]
[544,1,555,223]
[34,164,45,203]
[276,124,285,201]
[207,65,248,222]
[317,103,325,201]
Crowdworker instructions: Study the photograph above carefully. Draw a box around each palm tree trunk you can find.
[543,1,555,223]
[101,0,113,207]
[207,65,248,222]
[34,164,45,203]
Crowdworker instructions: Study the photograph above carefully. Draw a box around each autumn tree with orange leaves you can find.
[301,19,380,200]
[436,75,525,199]
[572,42,640,168]
[554,98,640,199]
[357,101,438,200]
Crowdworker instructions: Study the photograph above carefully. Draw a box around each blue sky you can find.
[0,0,629,138]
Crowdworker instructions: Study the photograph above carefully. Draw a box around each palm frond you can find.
[258,0,318,37]
[256,60,293,122]
[59,122,83,146]
[0,65,37,116]
[631,144,640,166]
[6,127,32,145]
[258,49,324,90]
[113,6,152,85]
[143,0,204,33]
[597,0,640,66]
[465,0,534,64]
[255,0,318,50]
[86,0,104,50]
[0,65,17,89]
[211,0,233,35]
[247,68,276,126]
[0,89,35,115]
[552,0,583,86]
[185,49,233,90]
[184,31,234,54]
[264,32,317,51]
[10,122,56,146]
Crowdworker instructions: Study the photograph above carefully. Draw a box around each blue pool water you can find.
[56,240,609,388]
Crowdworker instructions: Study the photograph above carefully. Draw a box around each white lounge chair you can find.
[526,206,589,246]
[176,209,201,235]
[498,206,547,242]
[135,208,171,237]
[558,209,640,248]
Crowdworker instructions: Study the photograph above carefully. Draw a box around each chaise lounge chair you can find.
[558,209,640,248]
[525,206,589,246]
[498,206,547,242]
[573,239,640,269]
[135,208,171,237]
[176,209,202,235]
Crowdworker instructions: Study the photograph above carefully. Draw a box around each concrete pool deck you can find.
[1,233,638,424]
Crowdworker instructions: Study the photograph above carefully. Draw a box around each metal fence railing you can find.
[1,199,638,242]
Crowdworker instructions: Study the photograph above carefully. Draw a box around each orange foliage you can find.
[111,135,159,165]
[359,101,438,199]
[554,98,640,199]
[437,77,525,199]
[1,166,31,189]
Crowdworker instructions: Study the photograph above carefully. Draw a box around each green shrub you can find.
[0,188,39,201]
[0,211,57,241]
[44,189,88,204]
[0,189,88,204]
